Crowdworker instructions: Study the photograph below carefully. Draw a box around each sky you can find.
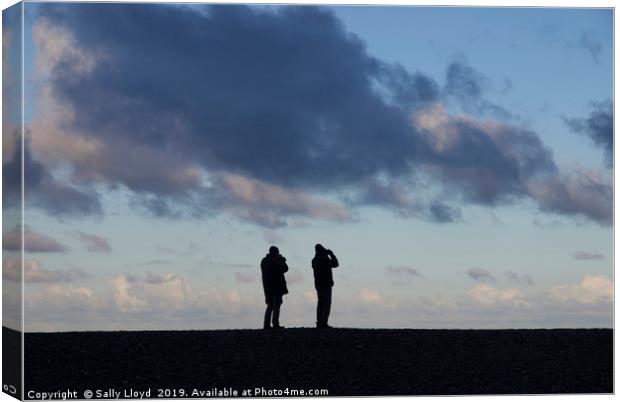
[2,2,613,332]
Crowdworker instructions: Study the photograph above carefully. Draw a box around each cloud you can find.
[3,138,102,217]
[356,288,387,305]
[76,230,111,252]
[445,60,483,100]
[526,166,612,225]
[466,268,495,283]
[211,173,354,228]
[3,258,89,283]
[350,178,461,223]
[263,230,283,246]
[3,227,68,252]
[579,31,603,62]
[26,4,611,227]
[564,100,613,166]
[385,266,423,284]
[20,270,612,331]
[443,61,512,119]
[573,251,605,261]
[36,4,422,191]
[505,271,535,286]
[108,272,248,313]
[501,77,513,94]
[467,283,528,306]
[547,275,612,305]
[25,285,103,312]
[428,200,462,223]
[412,103,557,206]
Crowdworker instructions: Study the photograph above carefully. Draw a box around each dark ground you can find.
[19,327,613,398]
[3,327,22,400]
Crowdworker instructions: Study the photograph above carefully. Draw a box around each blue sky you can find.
[2,3,613,331]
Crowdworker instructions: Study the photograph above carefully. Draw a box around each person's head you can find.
[269,246,279,256]
[315,243,326,255]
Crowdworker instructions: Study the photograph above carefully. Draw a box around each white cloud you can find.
[110,275,148,312]
[547,275,612,305]
[25,284,104,311]
[355,288,397,308]
[467,283,529,307]
[3,258,88,283]
[20,269,612,331]
[357,288,384,304]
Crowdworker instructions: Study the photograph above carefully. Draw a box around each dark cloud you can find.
[444,61,512,119]
[579,32,603,63]
[41,4,421,191]
[76,230,111,252]
[505,271,535,285]
[3,137,102,217]
[349,179,459,223]
[414,109,558,205]
[527,168,612,226]
[445,61,483,100]
[428,201,462,223]
[466,268,495,283]
[501,77,513,94]
[377,63,440,107]
[385,266,423,284]
[3,227,68,253]
[573,251,605,261]
[31,4,610,227]
[564,100,613,166]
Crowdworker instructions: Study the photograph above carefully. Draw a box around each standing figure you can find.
[312,243,339,328]
[261,246,288,329]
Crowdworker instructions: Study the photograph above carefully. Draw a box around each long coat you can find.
[312,253,339,290]
[261,254,289,298]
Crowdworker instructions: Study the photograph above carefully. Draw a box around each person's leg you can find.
[324,287,332,326]
[264,297,273,329]
[316,290,324,326]
[317,289,330,327]
[272,296,282,327]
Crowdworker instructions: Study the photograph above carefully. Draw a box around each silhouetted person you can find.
[261,246,289,329]
[312,244,339,328]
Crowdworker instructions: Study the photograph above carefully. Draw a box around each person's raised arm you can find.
[328,250,339,268]
[279,256,289,273]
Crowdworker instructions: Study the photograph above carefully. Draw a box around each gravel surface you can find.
[22,328,612,397]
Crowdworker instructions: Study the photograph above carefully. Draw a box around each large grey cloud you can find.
[41,4,422,190]
[3,136,102,217]
[28,4,610,226]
